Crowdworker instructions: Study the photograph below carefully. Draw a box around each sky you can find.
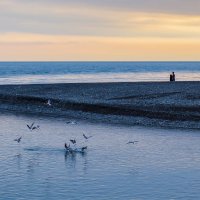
[0,0,200,61]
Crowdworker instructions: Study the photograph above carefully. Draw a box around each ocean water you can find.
[0,62,200,84]
[1,113,200,200]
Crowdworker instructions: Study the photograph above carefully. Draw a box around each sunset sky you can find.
[0,0,200,61]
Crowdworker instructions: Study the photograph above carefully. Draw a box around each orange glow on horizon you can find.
[0,33,200,61]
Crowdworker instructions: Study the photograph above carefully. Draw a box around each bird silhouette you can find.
[126,141,138,144]
[83,133,93,140]
[14,136,22,143]
[81,146,87,151]
[70,139,76,144]
[32,125,40,130]
[27,122,34,130]
[65,143,70,149]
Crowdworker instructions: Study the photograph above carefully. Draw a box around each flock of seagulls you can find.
[14,99,139,153]
[14,100,50,144]
[14,122,40,143]
[65,133,93,153]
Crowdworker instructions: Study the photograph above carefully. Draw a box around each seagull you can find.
[64,143,74,154]
[81,146,87,151]
[47,99,51,106]
[14,136,22,143]
[65,143,70,149]
[126,141,139,144]
[32,125,40,130]
[27,122,34,130]
[66,120,77,125]
[83,133,93,140]
[70,139,76,144]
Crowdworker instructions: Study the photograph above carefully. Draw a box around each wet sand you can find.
[0,81,200,129]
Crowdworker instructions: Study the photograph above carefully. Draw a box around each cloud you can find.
[0,1,200,38]
[0,0,199,61]
[10,0,200,15]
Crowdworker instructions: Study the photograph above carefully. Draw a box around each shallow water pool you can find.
[0,113,200,200]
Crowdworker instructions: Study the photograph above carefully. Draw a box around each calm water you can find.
[0,62,200,84]
[1,113,200,199]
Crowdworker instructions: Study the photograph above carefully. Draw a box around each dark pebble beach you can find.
[0,81,200,129]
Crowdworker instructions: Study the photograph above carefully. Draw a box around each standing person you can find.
[170,73,173,82]
[172,72,175,81]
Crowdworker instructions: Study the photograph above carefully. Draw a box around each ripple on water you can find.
[0,113,200,199]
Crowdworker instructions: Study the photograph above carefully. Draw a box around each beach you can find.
[0,81,200,129]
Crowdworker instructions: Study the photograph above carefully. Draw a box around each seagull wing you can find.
[18,137,22,143]
[83,134,87,139]
[27,124,31,129]
[30,122,35,129]
[127,141,134,144]
[70,139,74,144]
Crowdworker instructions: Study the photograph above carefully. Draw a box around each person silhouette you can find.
[170,74,173,82]
[170,72,175,82]
[172,72,175,81]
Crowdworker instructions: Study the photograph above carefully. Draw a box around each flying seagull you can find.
[83,133,93,140]
[70,139,76,144]
[126,141,139,144]
[32,125,40,130]
[14,136,22,143]
[27,122,34,130]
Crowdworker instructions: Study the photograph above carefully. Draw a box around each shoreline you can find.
[0,81,200,129]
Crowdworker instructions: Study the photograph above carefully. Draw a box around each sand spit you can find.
[0,82,200,129]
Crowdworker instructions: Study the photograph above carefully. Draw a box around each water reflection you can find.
[27,155,40,174]
[65,151,77,168]
[14,153,22,170]
[64,151,88,172]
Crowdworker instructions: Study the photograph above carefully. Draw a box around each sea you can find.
[0,61,200,84]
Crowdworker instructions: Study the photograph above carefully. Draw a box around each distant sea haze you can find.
[0,62,200,84]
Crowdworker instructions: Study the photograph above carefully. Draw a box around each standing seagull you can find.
[14,136,22,143]
[47,99,52,106]
[83,133,93,140]
[27,122,34,130]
